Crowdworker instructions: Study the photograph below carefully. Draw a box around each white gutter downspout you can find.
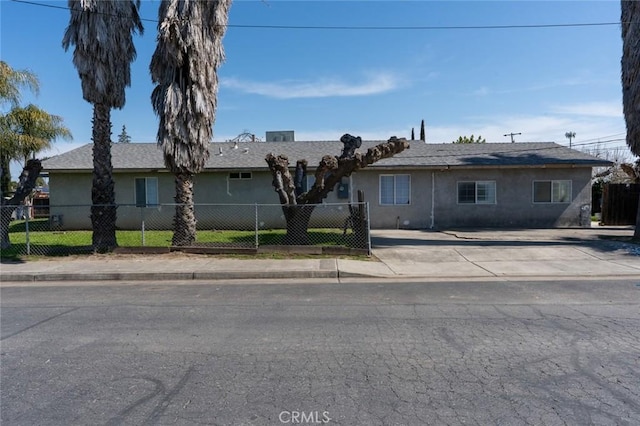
[430,171,435,229]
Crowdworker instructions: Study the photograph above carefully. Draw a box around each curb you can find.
[0,270,340,283]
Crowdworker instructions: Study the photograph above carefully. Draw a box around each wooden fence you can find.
[600,183,640,225]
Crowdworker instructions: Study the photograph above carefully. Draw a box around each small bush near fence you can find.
[1,203,370,258]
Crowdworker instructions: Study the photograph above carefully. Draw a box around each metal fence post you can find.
[255,203,259,249]
[25,208,30,256]
[366,202,372,255]
[140,207,146,247]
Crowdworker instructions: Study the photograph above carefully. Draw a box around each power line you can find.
[570,138,626,148]
[11,0,621,31]
[569,132,626,144]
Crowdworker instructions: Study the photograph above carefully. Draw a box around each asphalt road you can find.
[2,279,640,426]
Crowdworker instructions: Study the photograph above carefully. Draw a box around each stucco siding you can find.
[48,170,348,230]
[353,167,593,229]
[432,167,592,228]
[46,165,593,230]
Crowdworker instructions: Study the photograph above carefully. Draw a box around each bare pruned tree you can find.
[265,134,409,245]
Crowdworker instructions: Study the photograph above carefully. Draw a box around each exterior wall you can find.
[48,166,593,230]
[352,169,432,229]
[48,170,346,230]
[352,167,593,229]
[432,167,592,228]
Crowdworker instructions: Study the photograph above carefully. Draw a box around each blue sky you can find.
[1,0,632,177]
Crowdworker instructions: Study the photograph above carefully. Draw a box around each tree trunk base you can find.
[283,205,315,245]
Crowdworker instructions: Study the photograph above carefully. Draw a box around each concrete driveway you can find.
[338,225,640,280]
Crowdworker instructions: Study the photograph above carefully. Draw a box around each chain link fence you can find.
[1,202,370,257]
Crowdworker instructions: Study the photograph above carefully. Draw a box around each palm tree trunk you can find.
[0,206,13,250]
[0,155,11,197]
[172,171,197,246]
[90,103,117,252]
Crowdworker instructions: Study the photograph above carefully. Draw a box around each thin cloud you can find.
[472,78,590,97]
[550,101,622,118]
[221,72,400,99]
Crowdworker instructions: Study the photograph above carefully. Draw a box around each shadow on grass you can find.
[1,244,94,261]
[7,219,52,233]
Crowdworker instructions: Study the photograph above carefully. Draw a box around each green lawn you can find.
[1,219,359,258]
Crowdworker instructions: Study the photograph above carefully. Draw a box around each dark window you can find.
[533,180,571,203]
[457,182,476,204]
[135,177,158,207]
[229,172,252,180]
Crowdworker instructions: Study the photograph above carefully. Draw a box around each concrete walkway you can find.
[1,226,639,283]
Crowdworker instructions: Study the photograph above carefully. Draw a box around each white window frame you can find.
[532,180,572,204]
[135,177,159,207]
[379,174,411,205]
[457,181,496,205]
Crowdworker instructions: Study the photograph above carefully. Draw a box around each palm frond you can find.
[150,0,231,174]
[0,61,40,106]
[62,0,144,108]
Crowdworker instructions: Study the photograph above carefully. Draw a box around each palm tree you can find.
[621,0,640,239]
[1,104,72,195]
[150,0,231,246]
[0,61,39,107]
[62,0,143,252]
[564,131,576,148]
[0,105,72,249]
[0,61,40,194]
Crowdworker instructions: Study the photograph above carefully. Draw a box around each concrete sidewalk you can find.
[1,226,639,283]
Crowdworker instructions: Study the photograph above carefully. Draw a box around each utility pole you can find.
[565,131,576,148]
[503,132,521,143]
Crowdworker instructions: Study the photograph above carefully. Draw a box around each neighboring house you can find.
[41,140,611,230]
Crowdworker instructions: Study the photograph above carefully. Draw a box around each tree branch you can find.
[266,135,410,207]
[266,153,296,205]
[302,136,409,204]
[2,159,42,206]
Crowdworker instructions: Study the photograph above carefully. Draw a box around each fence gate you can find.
[600,183,640,225]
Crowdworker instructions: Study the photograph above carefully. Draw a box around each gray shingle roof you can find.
[42,140,612,172]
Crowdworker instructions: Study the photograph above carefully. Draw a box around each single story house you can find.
[41,140,612,230]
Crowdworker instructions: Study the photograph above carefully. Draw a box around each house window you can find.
[533,180,572,203]
[457,181,496,204]
[229,172,252,180]
[305,175,315,192]
[380,175,411,205]
[135,177,158,207]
